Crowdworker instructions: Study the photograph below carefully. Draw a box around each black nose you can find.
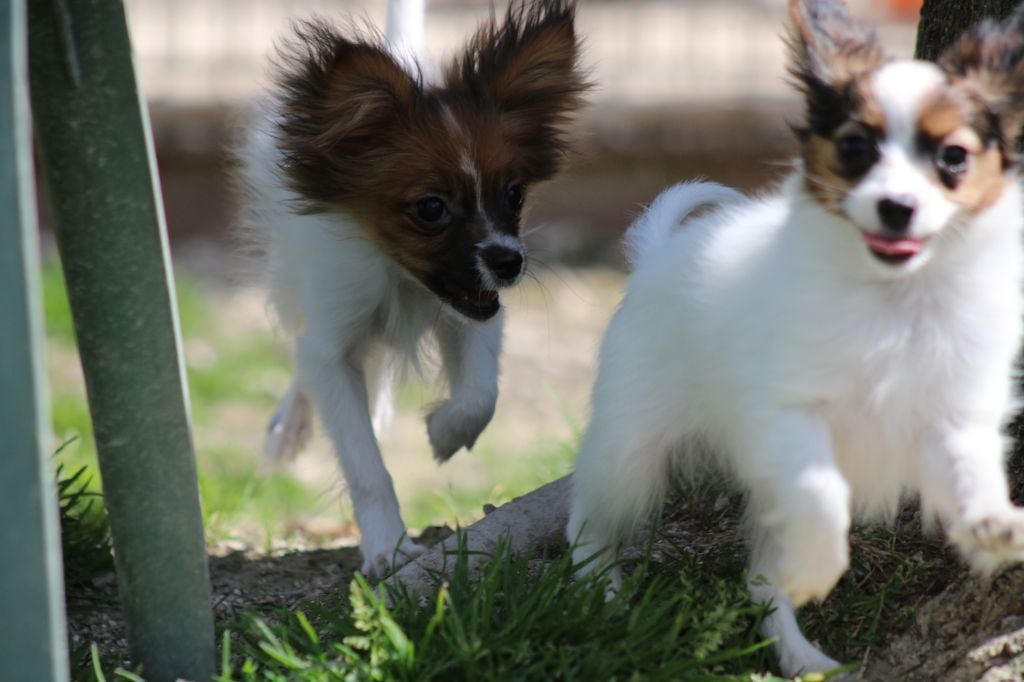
[877,197,916,232]
[481,245,524,282]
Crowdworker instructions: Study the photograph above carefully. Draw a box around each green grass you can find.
[57,455,114,591]
[214,536,782,682]
[66,465,939,682]
[198,445,336,544]
[77,529,790,681]
[45,255,333,545]
[58,448,790,682]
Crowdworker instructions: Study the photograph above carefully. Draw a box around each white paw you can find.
[772,473,851,607]
[758,586,845,678]
[263,386,313,462]
[952,508,1024,575]
[778,641,842,678]
[359,535,426,578]
[426,398,495,462]
[777,521,849,607]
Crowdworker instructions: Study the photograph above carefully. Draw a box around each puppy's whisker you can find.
[521,221,550,239]
[804,173,848,194]
[523,268,554,336]
[530,256,597,308]
[765,157,801,171]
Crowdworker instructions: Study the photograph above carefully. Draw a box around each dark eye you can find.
[414,196,450,228]
[938,145,969,174]
[835,132,878,176]
[506,183,524,211]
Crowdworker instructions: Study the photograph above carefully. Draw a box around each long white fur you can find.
[568,60,1024,677]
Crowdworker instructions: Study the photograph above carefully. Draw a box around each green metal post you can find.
[28,1,215,680]
[0,1,70,680]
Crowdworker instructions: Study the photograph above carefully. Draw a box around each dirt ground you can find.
[862,568,1024,681]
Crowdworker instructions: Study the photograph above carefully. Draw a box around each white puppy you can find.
[568,0,1024,675]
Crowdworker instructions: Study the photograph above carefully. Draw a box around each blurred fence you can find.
[125,0,916,108]
[121,0,919,257]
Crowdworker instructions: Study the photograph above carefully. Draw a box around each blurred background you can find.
[47,0,920,553]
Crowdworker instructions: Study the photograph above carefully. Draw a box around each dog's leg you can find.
[566,418,676,592]
[921,424,1024,573]
[296,332,423,577]
[263,377,313,463]
[740,409,851,606]
[426,312,503,462]
[566,313,684,591]
[739,409,848,675]
[748,578,841,677]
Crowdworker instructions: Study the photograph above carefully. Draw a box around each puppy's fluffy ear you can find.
[275,20,420,209]
[787,0,885,135]
[450,0,589,183]
[939,8,1024,153]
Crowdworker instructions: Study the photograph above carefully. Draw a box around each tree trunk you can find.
[915,0,1019,60]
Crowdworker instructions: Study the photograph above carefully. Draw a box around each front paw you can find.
[426,398,495,462]
[951,508,1024,575]
[777,527,849,607]
[778,643,843,679]
[359,534,426,578]
[772,473,851,606]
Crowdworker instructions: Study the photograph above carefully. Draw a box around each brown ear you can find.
[939,7,1024,151]
[786,0,886,136]
[275,19,420,209]
[449,0,589,182]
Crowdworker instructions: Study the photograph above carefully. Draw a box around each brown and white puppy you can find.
[567,0,1024,676]
[238,0,587,576]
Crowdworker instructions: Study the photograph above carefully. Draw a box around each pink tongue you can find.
[864,233,922,256]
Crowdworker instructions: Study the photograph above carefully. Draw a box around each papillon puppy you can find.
[238,0,587,577]
[567,0,1024,675]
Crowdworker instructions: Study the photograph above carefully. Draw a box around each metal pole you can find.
[0,0,70,679]
[27,0,215,680]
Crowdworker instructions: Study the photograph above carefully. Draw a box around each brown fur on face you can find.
[791,0,1024,220]
[351,105,528,292]
[916,91,1009,214]
[788,0,886,210]
[939,7,1024,166]
[927,6,1024,213]
[787,0,886,140]
[802,131,854,214]
[272,1,589,310]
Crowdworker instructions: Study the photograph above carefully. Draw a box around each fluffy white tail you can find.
[386,0,425,67]
[624,181,744,268]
